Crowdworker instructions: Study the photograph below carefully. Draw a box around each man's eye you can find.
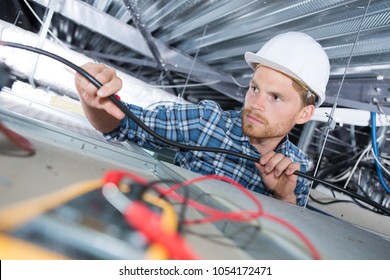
[273,94,281,101]
[251,86,259,93]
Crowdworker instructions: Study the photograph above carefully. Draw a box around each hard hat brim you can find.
[244,51,323,107]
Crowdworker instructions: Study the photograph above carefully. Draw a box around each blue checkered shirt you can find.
[104,100,310,206]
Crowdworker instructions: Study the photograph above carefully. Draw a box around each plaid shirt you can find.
[105,100,310,206]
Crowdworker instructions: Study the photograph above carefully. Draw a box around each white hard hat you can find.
[244,32,330,107]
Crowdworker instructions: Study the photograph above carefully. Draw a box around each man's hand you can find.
[75,63,124,133]
[75,62,124,120]
[255,151,299,204]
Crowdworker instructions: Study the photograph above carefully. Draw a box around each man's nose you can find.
[251,92,266,112]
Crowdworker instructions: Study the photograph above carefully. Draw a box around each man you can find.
[75,32,330,206]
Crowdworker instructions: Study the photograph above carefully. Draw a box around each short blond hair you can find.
[291,78,317,107]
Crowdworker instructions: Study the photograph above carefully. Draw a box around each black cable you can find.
[309,194,383,217]
[2,41,389,216]
[0,42,261,160]
[305,172,389,215]
[310,194,365,207]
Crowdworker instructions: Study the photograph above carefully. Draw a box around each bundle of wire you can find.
[102,169,322,260]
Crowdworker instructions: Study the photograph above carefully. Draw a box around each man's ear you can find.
[296,105,315,125]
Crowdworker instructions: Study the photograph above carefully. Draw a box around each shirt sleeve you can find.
[103,100,225,150]
[294,164,310,206]
[280,140,311,206]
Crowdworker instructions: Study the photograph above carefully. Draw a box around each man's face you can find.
[242,66,308,141]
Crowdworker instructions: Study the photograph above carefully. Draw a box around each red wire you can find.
[262,213,322,260]
[159,174,264,223]
[159,173,321,259]
[125,202,199,260]
[153,173,321,259]
[103,170,321,260]
[103,170,199,259]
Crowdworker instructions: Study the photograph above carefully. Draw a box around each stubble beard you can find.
[242,108,290,139]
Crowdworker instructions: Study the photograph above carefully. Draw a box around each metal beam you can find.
[325,79,390,114]
[121,0,178,94]
[30,0,246,101]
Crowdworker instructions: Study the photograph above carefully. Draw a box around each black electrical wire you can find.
[2,41,389,216]
[306,172,389,215]
[310,194,365,207]
[309,194,384,217]
[0,42,260,160]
